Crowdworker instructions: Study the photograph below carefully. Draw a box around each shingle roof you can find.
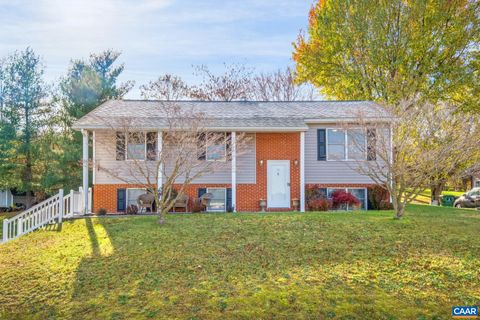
[72,100,391,131]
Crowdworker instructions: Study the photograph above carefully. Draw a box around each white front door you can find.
[267,160,290,208]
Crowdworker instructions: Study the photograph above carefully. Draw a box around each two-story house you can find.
[72,100,391,213]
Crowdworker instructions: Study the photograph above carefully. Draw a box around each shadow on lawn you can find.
[69,216,173,318]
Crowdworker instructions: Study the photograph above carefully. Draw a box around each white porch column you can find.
[82,129,89,214]
[92,131,96,184]
[157,131,163,192]
[231,131,237,212]
[300,131,305,213]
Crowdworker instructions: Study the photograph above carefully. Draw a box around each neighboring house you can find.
[0,189,13,208]
[72,100,391,213]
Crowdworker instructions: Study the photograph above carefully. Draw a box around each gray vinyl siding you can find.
[94,130,256,185]
[305,124,375,184]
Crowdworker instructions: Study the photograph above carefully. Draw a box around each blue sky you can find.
[0,0,313,98]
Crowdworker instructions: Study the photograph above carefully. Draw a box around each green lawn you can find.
[1,206,479,319]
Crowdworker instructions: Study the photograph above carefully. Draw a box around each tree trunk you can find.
[430,181,444,205]
[394,204,405,219]
[391,194,405,219]
[158,211,165,224]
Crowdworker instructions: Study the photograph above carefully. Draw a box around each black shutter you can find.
[317,129,326,161]
[226,133,232,161]
[367,128,377,161]
[197,133,206,160]
[116,132,125,161]
[117,188,126,212]
[226,188,233,211]
[198,188,207,198]
[146,132,157,161]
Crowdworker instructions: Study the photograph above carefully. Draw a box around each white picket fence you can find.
[2,187,91,243]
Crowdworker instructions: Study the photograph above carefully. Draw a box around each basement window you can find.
[206,188,226,212]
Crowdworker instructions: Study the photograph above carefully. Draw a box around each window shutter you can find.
[197,133,206,160]
[116,132,125,161]
[117,188,126,212]
[226,133,232,161]
[146,132,157,161]
[317,129,326,161]
[226,188,233,211]
[367,128,377,161]
[198,188,207,198]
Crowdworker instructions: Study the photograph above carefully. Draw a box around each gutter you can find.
[71,125,309,132]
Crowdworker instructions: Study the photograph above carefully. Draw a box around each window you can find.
[327,188,367,210]
[116,131,157,161]
[325,129,367,161]
[127,132,146,160]
[347,129,366,160]
[475,181,480,188]
[126,188,146,207]
[206,133,227,161]
[207,188,226,212]
[327,129,346,160]
[468,188,480,197]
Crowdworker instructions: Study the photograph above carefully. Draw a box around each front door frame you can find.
[267,160,291,208]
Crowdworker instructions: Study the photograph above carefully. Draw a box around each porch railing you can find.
[2,187,91,243]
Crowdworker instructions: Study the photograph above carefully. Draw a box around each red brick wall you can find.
[237,132,301,211]
[93,184,150,213]
[93,132,302,213]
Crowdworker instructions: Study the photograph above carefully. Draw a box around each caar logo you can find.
[452,306,478,318]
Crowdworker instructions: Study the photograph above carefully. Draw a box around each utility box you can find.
[440,195,456,207]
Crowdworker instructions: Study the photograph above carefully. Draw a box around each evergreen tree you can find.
[0,48,48,207]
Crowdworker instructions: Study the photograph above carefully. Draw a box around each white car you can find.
[454,188,480,208]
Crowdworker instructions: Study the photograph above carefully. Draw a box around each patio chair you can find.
[172,194,189,212]
[200,193,213,212]
[137,193,155,213]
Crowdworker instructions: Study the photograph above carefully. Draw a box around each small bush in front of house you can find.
[96,208,107,215]
[126,205,138,215]
[379,199,394,210]
[307,198,332,211]
[331,190,360,210]
[191,198,203,213]
[305,185,327,203]
[306,185,329,211]
[368,185,390,210]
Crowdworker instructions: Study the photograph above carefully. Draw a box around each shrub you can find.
[191,198,203,213]
[96,208,107,215]
[379,200,394,210]
[305,185,327,203]
[306,185,329,211]
[307,198,332,211]
[368,185,390,210]
[331,190,360,210]
[126,205,138,214]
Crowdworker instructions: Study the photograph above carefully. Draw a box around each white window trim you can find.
[206,133,227,162]
[327,187,368,210]
[325,128,367,162]
[206,187,227,212]
[126,188,147,207]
